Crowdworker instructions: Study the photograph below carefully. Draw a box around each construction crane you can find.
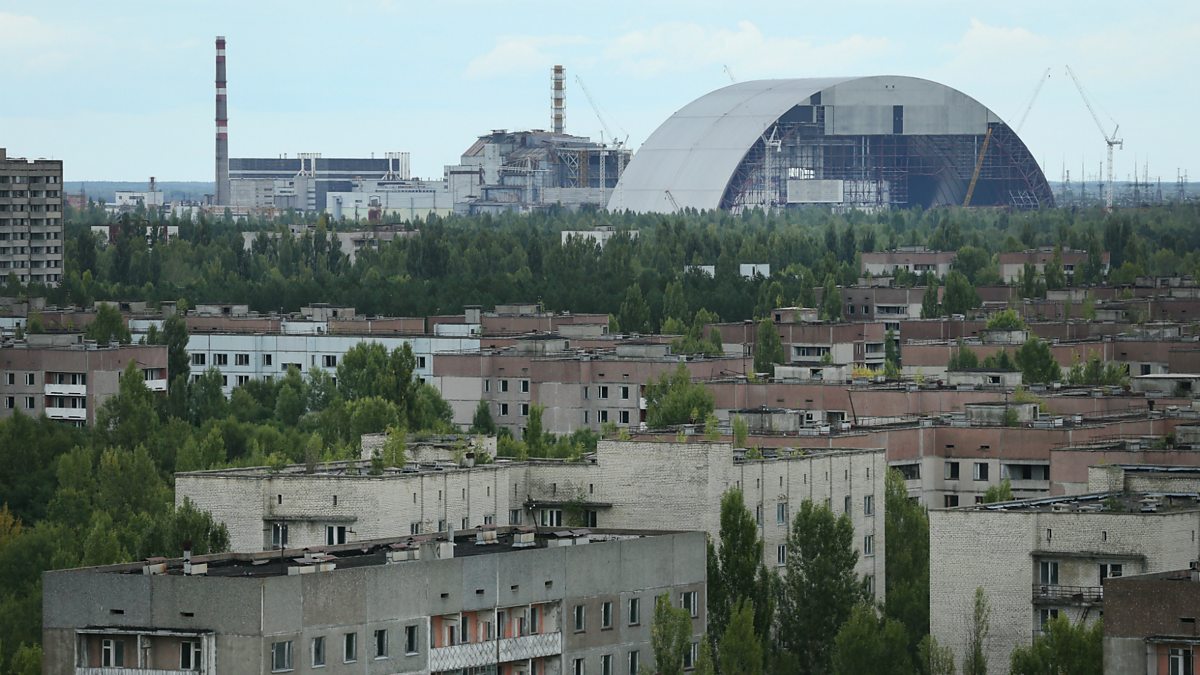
[1015,67,1051,133]
[723,64,737,84]
[1066,65,1123,210]
[963,127,994,207]
[575,75,627,149]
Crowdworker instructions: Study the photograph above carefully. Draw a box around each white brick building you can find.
[178,440,887,604]
[930,492,1200,671]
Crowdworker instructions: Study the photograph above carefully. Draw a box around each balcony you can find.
[429,631,561,671]
[77,669,198,675]
[145,379,168,392]
[46,407,87,421]
[1032,584,1103,605]
[45,383,86,397]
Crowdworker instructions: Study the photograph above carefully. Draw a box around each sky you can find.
[1,0,1197,184]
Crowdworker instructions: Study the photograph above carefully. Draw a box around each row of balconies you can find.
[428,631,561,671]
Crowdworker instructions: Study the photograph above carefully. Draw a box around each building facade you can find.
[0,336,166,425]
[1104,567,1200,675]
[43,528,706,675]
[176,440,887,604]
[0,148,64,286]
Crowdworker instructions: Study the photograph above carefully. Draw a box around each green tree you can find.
[1009,615,1102,675]
[821,274,842,322]
[777,500,865,673]
[8,643,41,675]
[652,593,693,675]
[884,470,930,660]
[985,308,1026,331]
[663,279,689,324]
[918,634,957,675]
[942,271,979,316]
[336,342,418,408]
[188,367,230,425]
[644,364,714,428]
[96,361,159,451]
[962,587,991,675]
[1014,338,1061,384]
[947,341,979,371]
[1043,246,1066,290]
[158,306,190,386]
[380,426,407,468]
[85,302,132,345]
[470,401,496,435]
[707,489,772,655]
[920,278,942,318]
[694,635,716,675]
[732,415,748,449]
[832,603,913,675]
[982,478,1013,504]
[753,318,784,375]
[884,329,901,380]
[619,284,651,334]
[525,404,547,455]
[718,598,764,675]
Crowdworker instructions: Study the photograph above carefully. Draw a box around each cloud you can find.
[602,20,890,79]
[0,12,87,72]
[465,34,592,79]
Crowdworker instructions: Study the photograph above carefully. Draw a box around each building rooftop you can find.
[968,491,1200,514]
[75,527,686,580]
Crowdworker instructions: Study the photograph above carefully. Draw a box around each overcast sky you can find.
[2,0,1196,184]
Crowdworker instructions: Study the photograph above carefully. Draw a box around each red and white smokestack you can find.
[551,65,565,135]
[215,36,230,206]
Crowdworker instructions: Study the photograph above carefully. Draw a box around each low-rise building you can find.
[176,440,887,604]
[998,247,1109,284]
[930,492,1200,671]
[0,335,166,425]
[43,527,706,675]
[1104,566,1200,675]
[861,247,956,279]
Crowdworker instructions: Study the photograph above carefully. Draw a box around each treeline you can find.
[10,203,1200,329]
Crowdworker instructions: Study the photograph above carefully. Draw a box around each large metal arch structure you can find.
[607,76,1054,213]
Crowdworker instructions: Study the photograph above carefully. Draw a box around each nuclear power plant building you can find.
[608,76,1055,214]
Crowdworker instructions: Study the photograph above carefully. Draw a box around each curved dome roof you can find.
[608,76,1018,213]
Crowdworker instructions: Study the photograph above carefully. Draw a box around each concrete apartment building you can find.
[43,527,706,675]
[176,440,887,603]
[997,247,1110,284]
[708,320,888,375]
[0,335,166,425]
[0,148,64,286]
[1104,567,1200,675]
[930,488,1200,671]
[861,247,956,279]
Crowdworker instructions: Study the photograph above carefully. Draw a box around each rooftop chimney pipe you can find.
[551,65,565,135]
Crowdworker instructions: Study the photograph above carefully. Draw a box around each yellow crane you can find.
[963,126,994,207]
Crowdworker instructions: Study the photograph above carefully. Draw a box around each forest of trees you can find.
[16,202,1200,331]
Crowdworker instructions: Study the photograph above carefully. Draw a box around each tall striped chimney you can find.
[215,36,230,206]
[551,65,565,135]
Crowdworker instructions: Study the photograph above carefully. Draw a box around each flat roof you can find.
[966,491,1200,514]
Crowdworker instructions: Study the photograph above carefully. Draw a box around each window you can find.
[574,658,586,675]
[844,495,851,515]
[270,640,293,672]
[484,514,495,525]
[599,410,609,423]
[25,373,35,385]
[865,574,876,596]
[501,403,509,416]
[776,502,788,524]
[1039,608,1060,629]
[974,462,989,481]
[681,591,698,618]
[629,650,640,675]
[343,633,357,663]
[235,353,250,366]
[864,535,875,556]
[1040,560,1059,585]
[3,373,11,385]
[263,354,273,366]
[628,597,641,625]
[326,525,347,546]
[602,654,613,675]
[501,379,509,392]
[1169,648,1194,675]
[312,636,326,667]
[323,355,337,368]
[24,396,33,409]
[777,544,787,566]
[405,625,418,654]
[574,605,586,631]
[271,523,288,549]
[1100,563,1124,582]
[214,353,228,366]
[180,640,202,669]
[521,403,529,416]
[602,601,613,629]
[410,521,422,535]
[101,639,125,667]
[684,642,698,669]
[509,509,522,525]
[599,385,609,399]
[236,375,250,386]
[374,629,388,658]
[522,379,530,393]
[864,495,875,516]
[945,461,960,480]
[619,410,630,424]
[944,494,959,508]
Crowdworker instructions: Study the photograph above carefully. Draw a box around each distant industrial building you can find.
[0,148,64,286]
[43,527,706,675]
[228,152,411,213]
[609,76,1055,213]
